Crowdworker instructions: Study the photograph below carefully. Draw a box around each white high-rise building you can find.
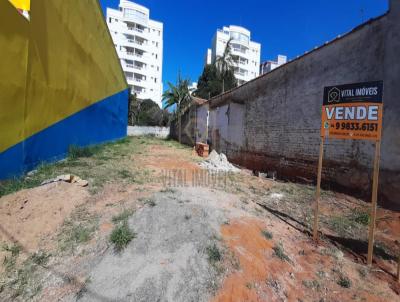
[260,55,287,74]
[205,25,261,85]
[106,0,163,106]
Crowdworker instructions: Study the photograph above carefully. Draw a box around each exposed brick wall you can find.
[208,6,400,208]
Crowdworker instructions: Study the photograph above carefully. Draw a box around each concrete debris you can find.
[269,193,284,200]
[199,150,240,172]
[27,169,37,176]
[41,174,88,187]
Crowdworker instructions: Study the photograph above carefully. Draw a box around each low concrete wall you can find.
[127,126,170,138]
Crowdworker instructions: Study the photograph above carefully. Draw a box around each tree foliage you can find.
[194,65,237,99]
[195,39,238,99]
[162,75,193,142]
[194,64,221,99]
[162,76,193,113]
[128,94,170,127]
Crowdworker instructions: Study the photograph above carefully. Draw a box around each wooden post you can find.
[313,137,324,241]
[367,140,381,265]
[397,255,400,282]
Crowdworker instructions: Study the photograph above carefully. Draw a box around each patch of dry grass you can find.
[0,137,164,197]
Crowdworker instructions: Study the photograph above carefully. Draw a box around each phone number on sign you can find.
[334,122,379,131]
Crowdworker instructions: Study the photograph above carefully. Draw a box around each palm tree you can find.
[162,76,193,143]
[214,38,237,93]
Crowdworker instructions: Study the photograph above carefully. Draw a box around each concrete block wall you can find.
[127,126,170,138]
[209,2,400,207]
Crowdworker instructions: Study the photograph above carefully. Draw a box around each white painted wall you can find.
[127,126,169,138]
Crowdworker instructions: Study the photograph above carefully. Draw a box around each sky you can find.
[99,0,388,91]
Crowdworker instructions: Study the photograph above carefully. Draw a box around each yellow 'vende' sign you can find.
[321,81,383,141]
[9,0,30,11]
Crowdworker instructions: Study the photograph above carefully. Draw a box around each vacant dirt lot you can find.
[0,136,399,301]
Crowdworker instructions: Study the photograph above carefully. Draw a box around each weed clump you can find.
[329,216,355,237]
[302,279,321,291]
[110,208,136,251]
[2,243,22,271]
[112,209,135,225]
[206,244,222,264]
[29,251,51,266]
[110,221,136,252]
[272,243,291,262]
[58,207,98,253]
[0,249,46,299]
[337,275,352,288]
[261,230,273,240]
[352,210,370,225]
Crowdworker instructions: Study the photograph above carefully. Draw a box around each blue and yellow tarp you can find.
[0,0,128,179]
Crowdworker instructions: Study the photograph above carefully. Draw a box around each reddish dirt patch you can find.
[212,216,399,302]
[212,218,274,302]
[376,208,400,250]
[0,182,89,253]
[140,144,201,183]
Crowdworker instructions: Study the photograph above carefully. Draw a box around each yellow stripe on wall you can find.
[9,0,30,11]
[0,0,127,153]
[0,0,29,153]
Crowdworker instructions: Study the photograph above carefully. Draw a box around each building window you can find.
[124,8,146,21]
[230,31,249,44]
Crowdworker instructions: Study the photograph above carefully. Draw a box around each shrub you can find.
[273,243,291,262]
[206,244,222,263]
[261,230,273,240]
[337,275,352,288]
[110,222,136,252]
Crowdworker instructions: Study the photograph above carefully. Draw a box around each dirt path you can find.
[0,136,399,302]
[77,188,242,302]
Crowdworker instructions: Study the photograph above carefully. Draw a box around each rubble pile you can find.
[199,150,240,172]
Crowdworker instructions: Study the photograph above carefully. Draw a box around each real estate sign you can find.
[321,81,383,140]
[316,80,385,266]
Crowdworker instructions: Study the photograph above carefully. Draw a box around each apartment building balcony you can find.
[126,75,147,86]
[231,43,249,55]
[231,48,248,57]
[124,62,146,73]
[125,24,148,39]
[234,67,248,78]
[234,71,248,78]
[121,39,148,52]
[130,85,146,97]
[122,50,150,63]
[233,58,249,67]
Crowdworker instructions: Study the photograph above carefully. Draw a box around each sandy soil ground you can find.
[0,137,399,301]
